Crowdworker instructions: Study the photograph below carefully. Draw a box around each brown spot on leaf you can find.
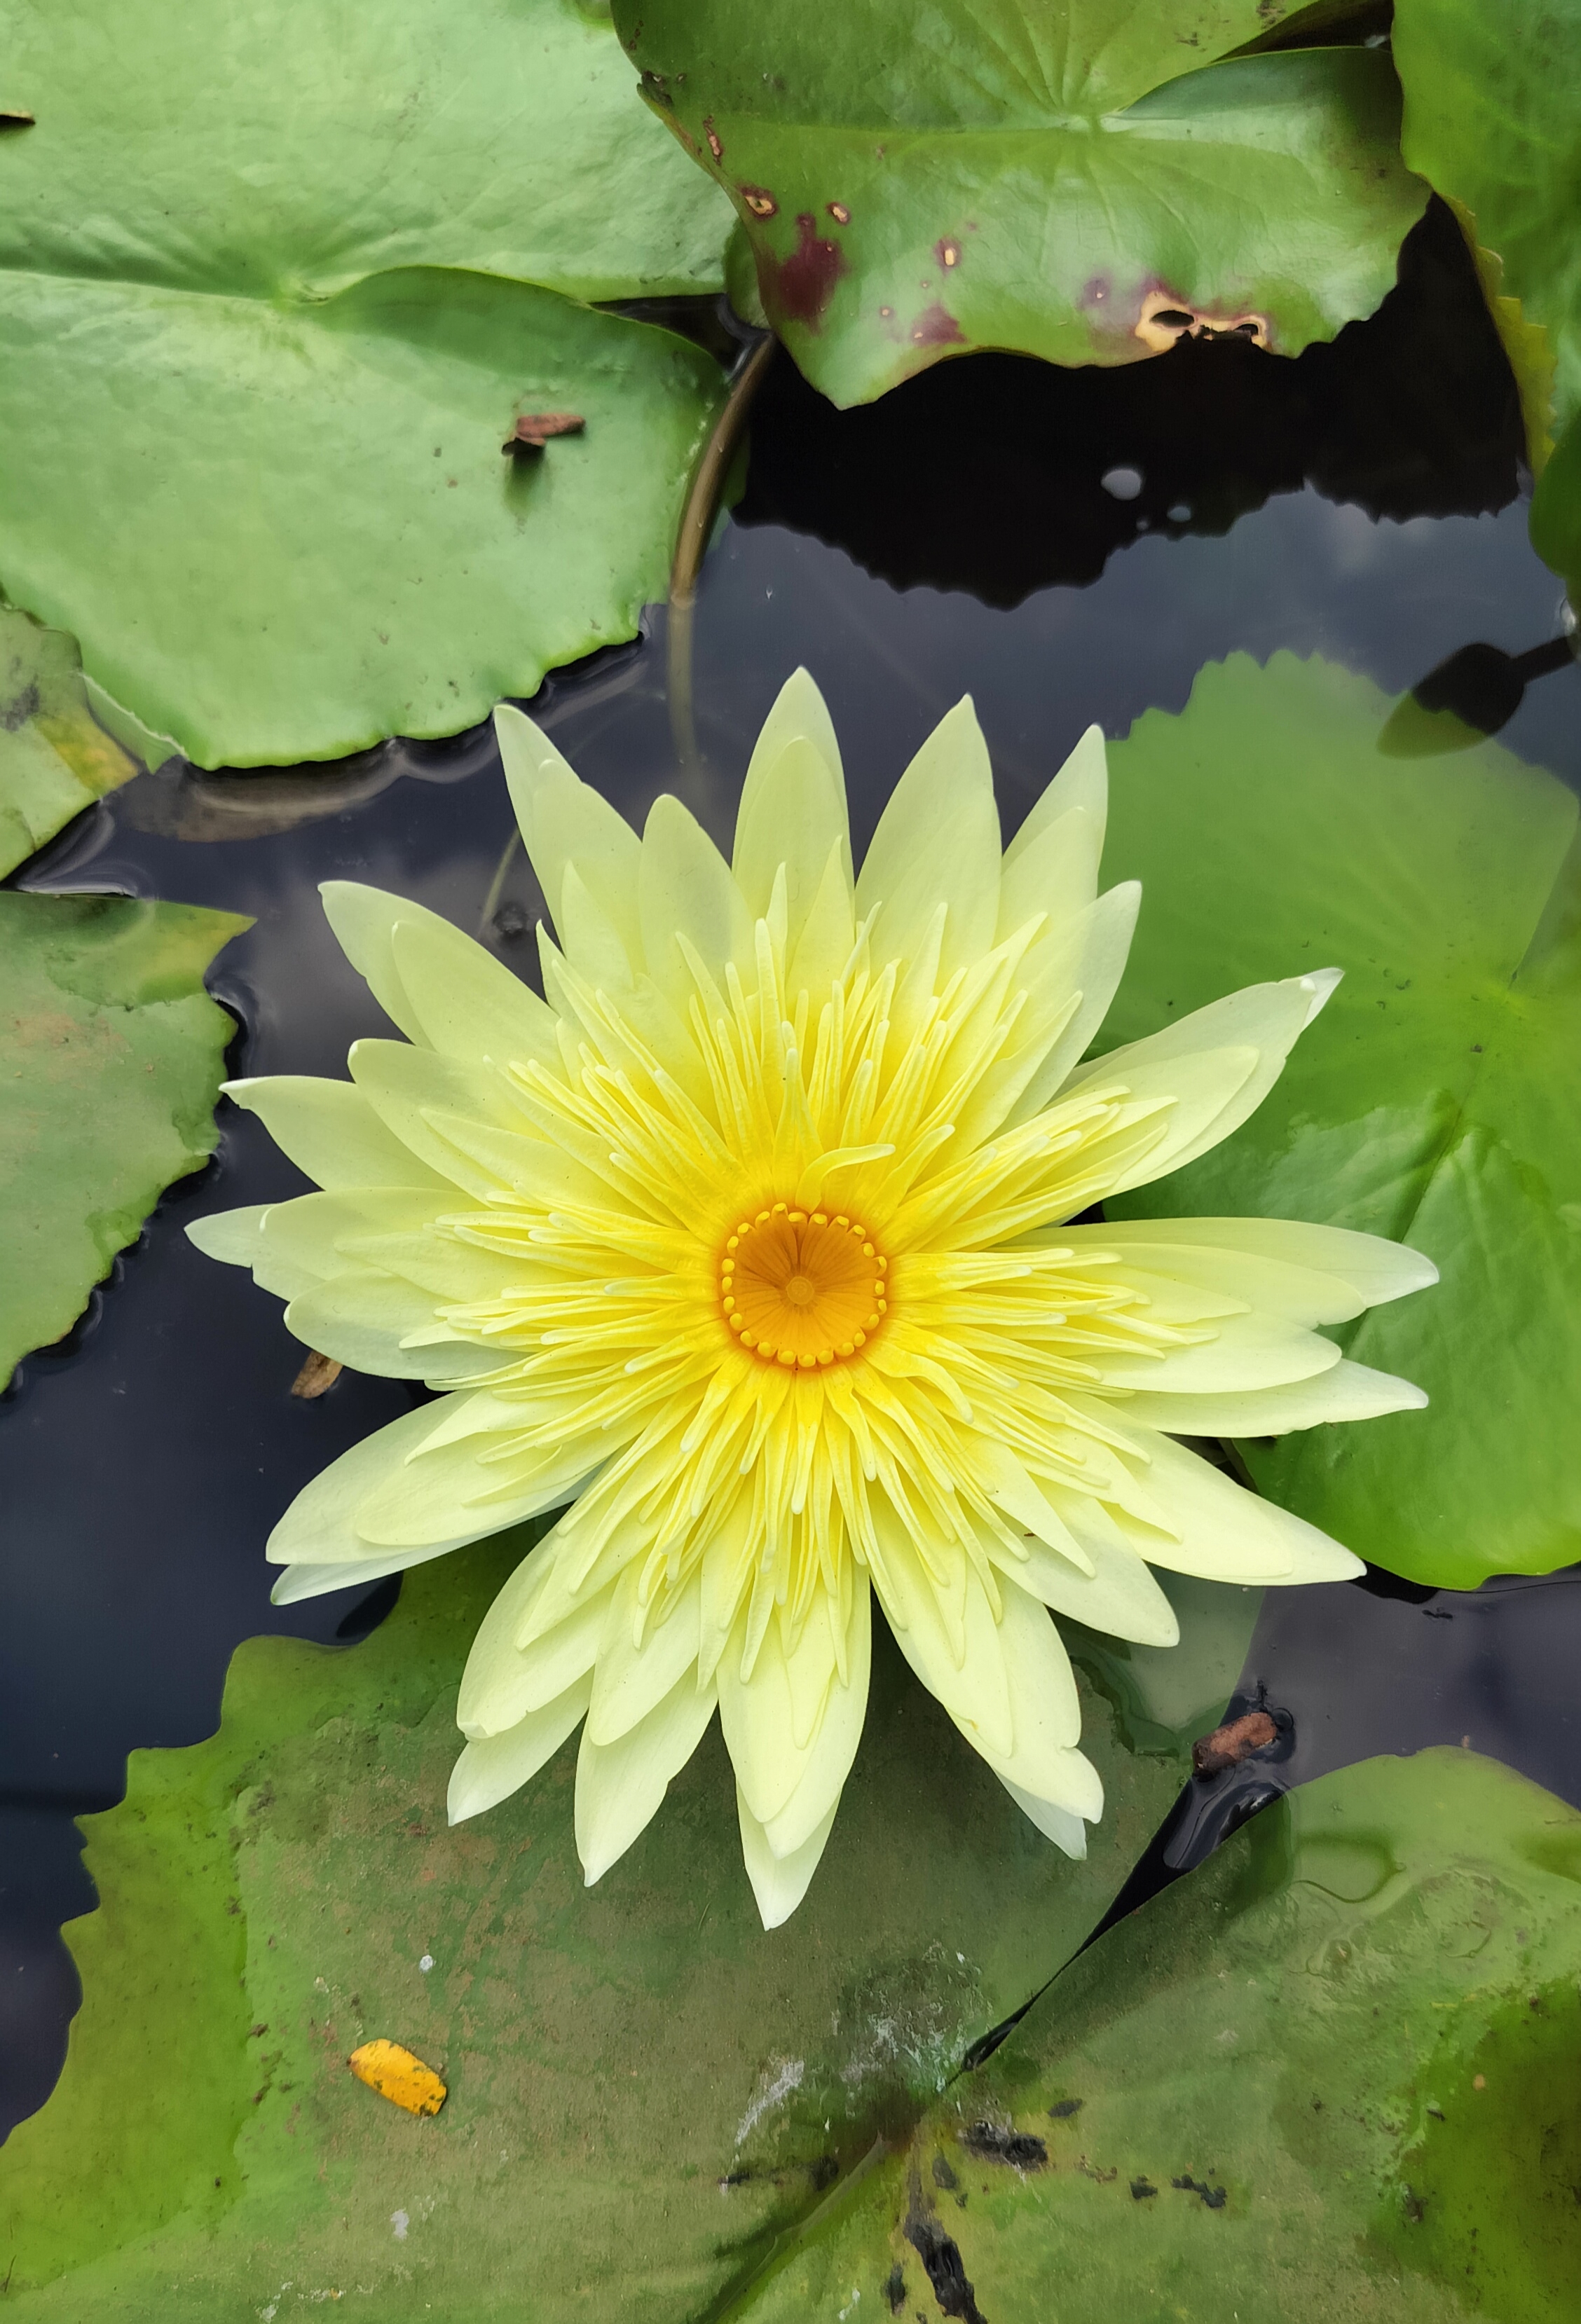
[704,116,723,160]
[910,301,964,348]
[827,200,850,226]
[936,238,961,269]
[502,412,585,455]
[1192,1710,1278,1776]
[759,212,848,331]
[741,184,778,219]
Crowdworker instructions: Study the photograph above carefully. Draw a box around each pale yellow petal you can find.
[990,1527,1179,1648]
[870,1520,1013,1761]
[733,731,852,935]
[223,1075,449,1192]
[283,1270,498,1383]
[639,794,753,1011]
[740,666,844,805]
[264,1401,480,1571]
[996,803,1103,944]
[494,704,643,969]
[184,1204,271,1270]
[856,698,1002,981]
[1064,970,1340,1190]
[1090,1308,1343,1395]
[317,879,429,1043]
[1063,1216,1439,1315]
[1117,1359,1428,1436]
[1001,723,1107,870]
[586,1565,706,1745]
[997,1777,1090,1857]
[762,1586,871,1858]
[459,1569,615,1739]
[575,1671,716,1883]
[1086,1415,1364,1584]
[737,1785,838,1930]
[446,1675,591,1822]
[389,912,561,1075]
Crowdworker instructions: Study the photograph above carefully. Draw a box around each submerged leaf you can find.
[1102,652,1581,1590]
[0,893,247,1386]
[614,0,1428,406]
[722,1750,1581,2321]
[0,1542,1255,2316]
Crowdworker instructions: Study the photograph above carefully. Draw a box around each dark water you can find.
[5,204,1581,2139]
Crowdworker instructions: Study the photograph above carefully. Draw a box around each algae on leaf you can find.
[720,1751,1581,2323]
[0,606,139,879]
[0,1542,1256,2320]
[0,0,734,766]
[615,0,1428,406]
[0,893,247,1384]
[1100,651,1581,1590]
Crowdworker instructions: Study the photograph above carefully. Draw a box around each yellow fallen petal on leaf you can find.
[348,2039,446,2117]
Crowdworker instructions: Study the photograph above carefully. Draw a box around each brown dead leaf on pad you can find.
[502,411,585,454]
[348,2040,446,2117]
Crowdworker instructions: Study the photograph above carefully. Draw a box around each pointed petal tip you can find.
[1299,965,1343,1024]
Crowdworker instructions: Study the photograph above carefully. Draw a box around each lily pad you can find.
[0,1541,1257,2318]
[1,0,731,305]
[1392,0,1581,594]
[613,0,1428,406]
[0,0,733,766]
[1098,652,1581,1590]
[0,275,726,767]
[717,1749,1581,2322]
[0,893,247,1385]
[0,605,139,878]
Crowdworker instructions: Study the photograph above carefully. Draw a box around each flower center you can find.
[720,1203,889,1368]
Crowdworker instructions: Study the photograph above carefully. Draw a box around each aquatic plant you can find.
[191,673,1435,1922]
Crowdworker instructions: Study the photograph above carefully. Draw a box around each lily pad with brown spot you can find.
[615,0,1427,405]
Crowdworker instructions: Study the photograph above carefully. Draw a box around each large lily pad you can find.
[719,1749,1581,2321]
[0,0,733,767]
[0,605,139,878]
[0,275,725,768]
[1392,0,1581,595]
[1099,652,1580,1590]
[0,1538,1257,2318]
[1,0,730,305]
[612,0,1428,406]
[0,893,247,1385]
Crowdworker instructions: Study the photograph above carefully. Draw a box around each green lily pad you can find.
[1096,652,1581,1590]
[0,275,726,768]
[1392,0,1581,595]
[0,0,734,767]
[0,892,247,1384]
[0,605,139,878]
[0,1539,1258,2318]
[612,0,1428,407]
[1,0,731,305]
[716,1749,1581,2323]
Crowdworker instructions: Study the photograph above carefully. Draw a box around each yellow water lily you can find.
[190,674,1434,1925]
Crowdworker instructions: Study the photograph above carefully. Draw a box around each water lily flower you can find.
[190,674,1435,1925]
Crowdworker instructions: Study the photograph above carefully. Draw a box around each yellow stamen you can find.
[721,1206,891,1368]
